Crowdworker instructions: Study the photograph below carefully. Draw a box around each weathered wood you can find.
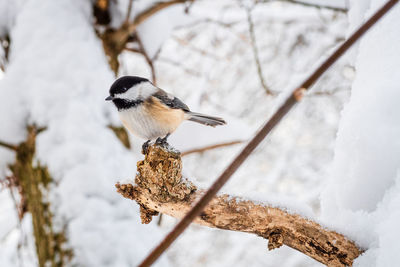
[116,144,363,266]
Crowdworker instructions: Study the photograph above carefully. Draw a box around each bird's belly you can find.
[118,106,183,140]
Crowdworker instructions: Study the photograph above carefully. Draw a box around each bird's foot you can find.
[155,134,170,148]
[142,140,151,155]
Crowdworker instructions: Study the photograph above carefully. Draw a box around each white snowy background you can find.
[0,0,399,266]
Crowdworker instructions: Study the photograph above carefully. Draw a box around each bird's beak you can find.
[105,96,114,101]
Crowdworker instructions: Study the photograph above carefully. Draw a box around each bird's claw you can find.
[142,140,151,155]
[155,135,169,147]
[155,138,167,146]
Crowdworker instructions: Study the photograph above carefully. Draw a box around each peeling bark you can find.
[116,144,363,266]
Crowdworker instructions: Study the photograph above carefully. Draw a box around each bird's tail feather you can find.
[186,112,226,127]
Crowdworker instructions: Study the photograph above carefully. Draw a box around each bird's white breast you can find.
[119,106,160,140]
[118,100,185,140]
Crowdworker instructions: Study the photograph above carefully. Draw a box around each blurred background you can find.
[0,0,356,266]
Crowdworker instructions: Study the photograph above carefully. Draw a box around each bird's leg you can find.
[155,134,170,146]
[142,140,151,154]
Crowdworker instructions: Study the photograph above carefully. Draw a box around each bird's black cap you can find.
[109,76,149,96]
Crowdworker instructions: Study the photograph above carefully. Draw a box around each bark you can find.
[8,126,72,267]
[116,144,363,267]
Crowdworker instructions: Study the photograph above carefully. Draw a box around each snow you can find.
[137,4,192,59]
[320,0,400,263]
[0,0,171,266]
[3,0,399,266]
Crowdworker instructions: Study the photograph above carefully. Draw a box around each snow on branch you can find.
[116,144,362,266]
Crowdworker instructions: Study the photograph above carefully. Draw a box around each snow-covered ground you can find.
[0,0,399,266]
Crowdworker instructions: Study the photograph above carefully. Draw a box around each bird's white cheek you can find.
[114,82,157,101]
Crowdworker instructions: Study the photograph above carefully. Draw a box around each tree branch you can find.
[125,0,134,23]
[0,140,18,151]
[245,7,275,96]
[181,140,243,156]
[136,34,157,84]
[93,0,111,25]
[116,144,362,266]
[101,0,191,74]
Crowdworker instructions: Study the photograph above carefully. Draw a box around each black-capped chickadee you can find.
[106,76,226,152]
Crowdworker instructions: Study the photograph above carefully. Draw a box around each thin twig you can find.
[0,35,10,72]
[124,47,141,54]
[181,140,243,156]
[101,0,192,74]
[184,0,195,13]
[262,0,348,12]
[307,87,349,97]
[138,1,399,266]
[125,0,134,23]
[136,34,157,85]
[130,0,190,32]
[245,7,275,95]
[0,140,18,151]
[0,175,26,267]
[172,36,222,60]
[158,57,201,77]
[157,214,163,226]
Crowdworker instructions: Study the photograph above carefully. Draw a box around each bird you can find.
[105,76,226,153]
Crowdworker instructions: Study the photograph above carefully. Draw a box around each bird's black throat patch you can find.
[112,98,144,110]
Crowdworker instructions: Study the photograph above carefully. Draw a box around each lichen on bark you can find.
[8,125,72,267]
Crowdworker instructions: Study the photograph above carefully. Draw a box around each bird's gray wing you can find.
[152,88,190,112]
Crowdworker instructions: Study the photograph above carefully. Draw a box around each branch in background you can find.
[125,0,134,23]
[262,0,348,12]
[101,0,191,74]
[0,35,10,72]
[245,7,275,96]
[93,0,111,25]
[7,125,73,266]
[183,0,195,13]
[124,47,141,54]
[136,34,157,84]
[108,125,131,149]
[116,145,363,266]
[130,0,188,29]
[0,174,26,267]
[181,140,243,156]
[172,36,223,60]
[174,18,247,42]
[158,57,201,77]
[307,87,349,97]
[0,140,18,151]
[0,175,27,219]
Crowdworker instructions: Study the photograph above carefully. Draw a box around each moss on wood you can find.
[8,126,72,267]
